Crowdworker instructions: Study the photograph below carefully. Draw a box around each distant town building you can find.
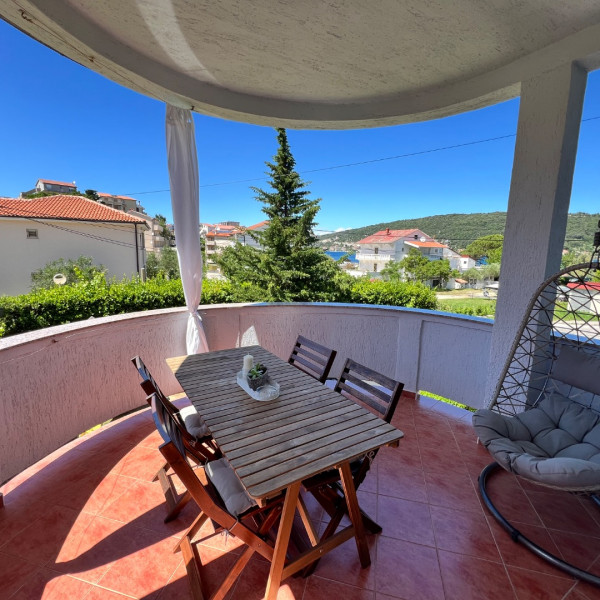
[356,228,435,273]
[0,195,147,296]
[128,210,166,254]
[98,193,144,214]
[200,220,268,274]
[21,178,77,197]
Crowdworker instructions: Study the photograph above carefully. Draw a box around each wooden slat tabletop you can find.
[167,345,404,502]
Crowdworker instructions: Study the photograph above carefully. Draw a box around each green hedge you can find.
[349,279,437,309]
[0,277,438,338]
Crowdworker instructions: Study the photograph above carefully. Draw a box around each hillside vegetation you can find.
[320,212,600,252]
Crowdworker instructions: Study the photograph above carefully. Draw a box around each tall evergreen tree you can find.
[218,128,346,301]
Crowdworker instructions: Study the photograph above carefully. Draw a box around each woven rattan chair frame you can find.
[478,253,600,586]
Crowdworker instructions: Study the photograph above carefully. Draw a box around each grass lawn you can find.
[437,297,496,318]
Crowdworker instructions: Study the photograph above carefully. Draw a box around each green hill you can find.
[320,212,600,252]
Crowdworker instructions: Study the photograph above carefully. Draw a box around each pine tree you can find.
[218,128,347,301]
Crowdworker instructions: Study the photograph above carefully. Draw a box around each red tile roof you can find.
[405,240,447,248]
[567,281,600,292]
[37,179,76,187]
[0,195,147,224]
[358,229,424,244]
[247,220,269,230]
[97,193,136,201]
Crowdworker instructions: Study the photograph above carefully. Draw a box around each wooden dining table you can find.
[167,344,404,600]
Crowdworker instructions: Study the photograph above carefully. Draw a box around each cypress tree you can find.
[218,128,346,301]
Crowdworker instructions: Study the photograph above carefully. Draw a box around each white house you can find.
[0,195,147,296]
[20,178,77,197]
[356,228,434,274]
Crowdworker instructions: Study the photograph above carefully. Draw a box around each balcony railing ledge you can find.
[0,302,493,484]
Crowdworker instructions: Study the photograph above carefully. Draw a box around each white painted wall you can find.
[0,218,143,296]
[0,303,492,484]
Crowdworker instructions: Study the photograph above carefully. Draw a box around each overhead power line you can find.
[124,114,600,196]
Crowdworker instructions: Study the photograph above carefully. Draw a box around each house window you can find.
[26,229,38,239]
[374,247,379,254]
[373,264,378,272]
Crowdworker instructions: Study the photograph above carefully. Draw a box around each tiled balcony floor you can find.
[1,394,600,600]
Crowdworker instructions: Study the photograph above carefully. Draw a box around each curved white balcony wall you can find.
[0,303,492,484]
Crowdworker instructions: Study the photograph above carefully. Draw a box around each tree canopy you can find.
[218,128,348,301]
[464,234,503,262]
[30,255,105,290]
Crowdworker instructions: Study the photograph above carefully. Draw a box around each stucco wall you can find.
[0,303,492,485]
[0,218,142,296]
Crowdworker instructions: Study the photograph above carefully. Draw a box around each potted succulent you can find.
[247,363,269,390]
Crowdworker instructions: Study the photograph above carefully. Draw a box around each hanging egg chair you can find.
[473,222,600,585]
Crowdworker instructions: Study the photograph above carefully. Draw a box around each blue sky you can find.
[1,20,599,233]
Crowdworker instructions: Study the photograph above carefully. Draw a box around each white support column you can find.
[486,62,587,405]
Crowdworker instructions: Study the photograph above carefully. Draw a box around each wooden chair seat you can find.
[148,391,287,599]
[288,335,337,383]
[131,356,219,521]
[302,358,404,574]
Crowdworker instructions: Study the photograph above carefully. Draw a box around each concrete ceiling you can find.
[2,0,600,128]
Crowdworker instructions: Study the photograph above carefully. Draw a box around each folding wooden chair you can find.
[302,358,404,573]
[131,356,219,521]
[150,391,285,599]
[288,335,337,383]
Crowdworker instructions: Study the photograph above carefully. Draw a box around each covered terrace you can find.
[1,1,600,598]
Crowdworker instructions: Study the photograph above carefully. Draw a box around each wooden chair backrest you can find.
[131,355,183,420]
[335,358,404,424]
[288,335,337,383]
[149,392,234,521]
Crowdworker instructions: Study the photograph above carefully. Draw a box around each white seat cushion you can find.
[205,458,256,517]
[179,405,209,439]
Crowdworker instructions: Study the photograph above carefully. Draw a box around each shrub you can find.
[0,276,440,338]
[0,278,237,337]
[349,279,437,309]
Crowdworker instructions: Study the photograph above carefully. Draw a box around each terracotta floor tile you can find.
[84,585,139,599]
[424,470,483,513]
[487,518,568,578]
[526,493,600,538]
[304,576,375,600]
[310,530,377,590]
[572,577,600,600]
[51,515,132,583]
[1,505,95,567]
[8,567,93,600]
[548,530,600,572]
[154,558,192,600]
[97,527,183,599]
[377,496,434,547]
[228,554,307,600]
[377,461,428,504]
[416,442,469,476]
[430,505,500,562]
[0,551,41,599]
[482,470,543,527]
[438,550,516,600]
[506,565,575,600]
[375,536,444,600]
[54,472,132,516]
[110,445,168,482]
[99,479,198,538]
[378,440,423,473]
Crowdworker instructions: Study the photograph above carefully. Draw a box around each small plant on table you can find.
[247,363,269,390]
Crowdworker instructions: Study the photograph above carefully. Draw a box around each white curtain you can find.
[165,104,209,354]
